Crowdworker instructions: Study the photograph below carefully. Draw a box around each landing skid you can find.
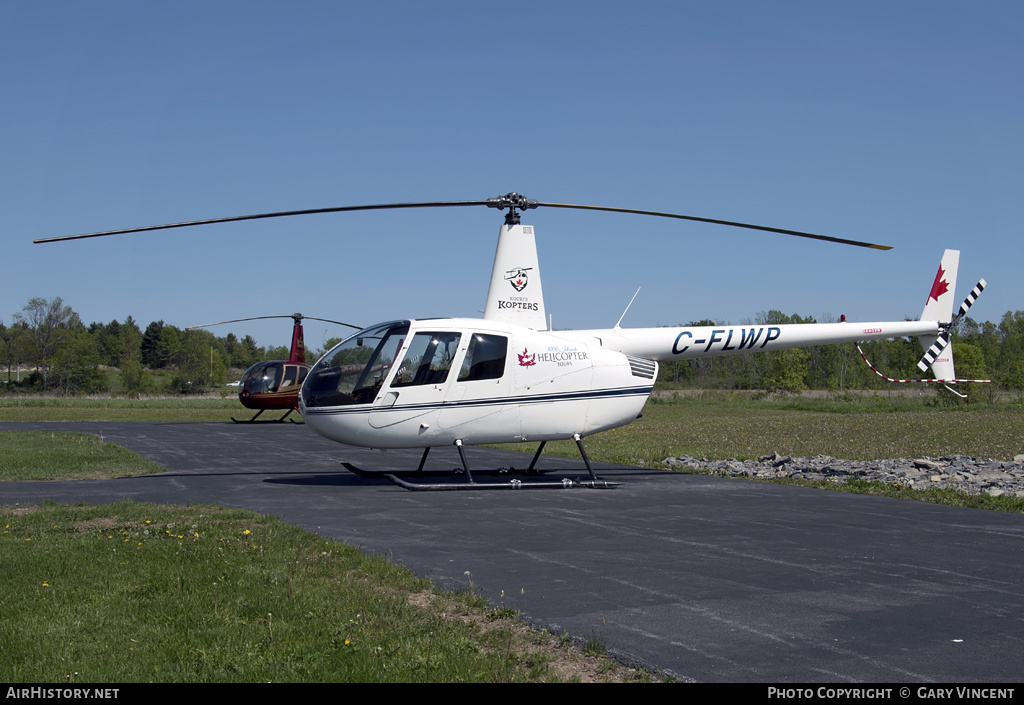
[342,437,620,491]
[231,408,303,424]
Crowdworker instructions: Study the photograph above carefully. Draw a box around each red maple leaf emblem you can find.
[928,265,950,303]
[517,348,536,367]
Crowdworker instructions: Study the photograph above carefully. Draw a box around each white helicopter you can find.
[36,194,988,490]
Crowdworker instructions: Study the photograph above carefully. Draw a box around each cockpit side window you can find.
[458,334,508,382]
[392,332,462,387]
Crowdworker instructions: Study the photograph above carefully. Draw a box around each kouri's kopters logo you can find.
[504,267,531,292]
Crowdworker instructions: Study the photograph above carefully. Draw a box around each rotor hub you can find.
[486,193,538,225]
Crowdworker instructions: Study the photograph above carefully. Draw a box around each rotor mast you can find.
[482,195,547,330]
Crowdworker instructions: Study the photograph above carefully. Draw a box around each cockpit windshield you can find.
[243,362,283,395]
[302,322,410,407]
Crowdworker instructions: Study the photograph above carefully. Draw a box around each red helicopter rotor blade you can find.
[187,315,361,331]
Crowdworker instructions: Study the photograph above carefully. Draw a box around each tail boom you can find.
[564,320,942,363]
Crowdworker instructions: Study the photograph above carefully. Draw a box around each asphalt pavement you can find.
[2,421,1022,683]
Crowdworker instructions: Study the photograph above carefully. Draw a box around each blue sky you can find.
[2,1,1020,350]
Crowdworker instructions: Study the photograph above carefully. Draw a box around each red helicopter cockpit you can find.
[187,313,360,423]
[239,359,308,404]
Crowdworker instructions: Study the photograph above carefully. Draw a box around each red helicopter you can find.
[188,313,360,423]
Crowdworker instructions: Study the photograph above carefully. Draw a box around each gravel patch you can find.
[662,452,1024,497]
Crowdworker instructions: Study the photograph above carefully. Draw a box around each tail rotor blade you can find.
[917,333,951,373]
[953,279,987,323]
[915,279,988,373]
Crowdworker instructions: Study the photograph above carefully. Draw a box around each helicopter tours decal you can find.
[517,346,589,368]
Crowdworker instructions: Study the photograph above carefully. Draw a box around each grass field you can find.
[0,431,165,481]
[0,395,241,423]
[1,502,646,683]
[499,395,1024,465]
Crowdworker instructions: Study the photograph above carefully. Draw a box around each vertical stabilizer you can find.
[483,223,547,330]
[920,250,960,323]
[917,250,959,379]
[289,316,306,364]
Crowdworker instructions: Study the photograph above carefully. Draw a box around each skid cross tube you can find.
[231,408,302,424]
[341,437,619,490]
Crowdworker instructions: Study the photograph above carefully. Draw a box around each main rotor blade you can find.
[187,316,286,329]
[534,201,892,250]
[33,200,490,243]
[34,193,891,250]
[303,316,362,330]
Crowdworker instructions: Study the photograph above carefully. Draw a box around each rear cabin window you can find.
[458,334,508,382]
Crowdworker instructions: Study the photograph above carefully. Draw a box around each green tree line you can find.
[0,297,302,396]
[2,297,1022,399]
